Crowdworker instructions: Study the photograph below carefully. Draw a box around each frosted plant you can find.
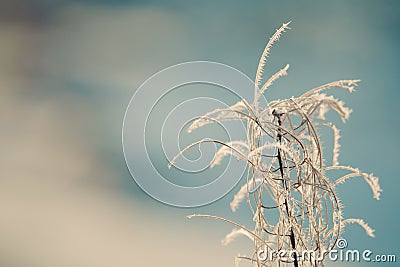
[169,22,382,266]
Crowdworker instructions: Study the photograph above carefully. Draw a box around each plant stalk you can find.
[274,110,299,267]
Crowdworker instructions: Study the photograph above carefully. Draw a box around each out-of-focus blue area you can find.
[1,0,399,266]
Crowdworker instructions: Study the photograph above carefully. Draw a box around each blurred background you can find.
[0,0,399,266]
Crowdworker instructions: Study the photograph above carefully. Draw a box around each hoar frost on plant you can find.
[169,22,382,267]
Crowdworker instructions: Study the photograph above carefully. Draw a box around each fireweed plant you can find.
[169,22,382,266]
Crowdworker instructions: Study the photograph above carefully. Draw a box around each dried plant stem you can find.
[170,22,382,267]
[274,110,299,267]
